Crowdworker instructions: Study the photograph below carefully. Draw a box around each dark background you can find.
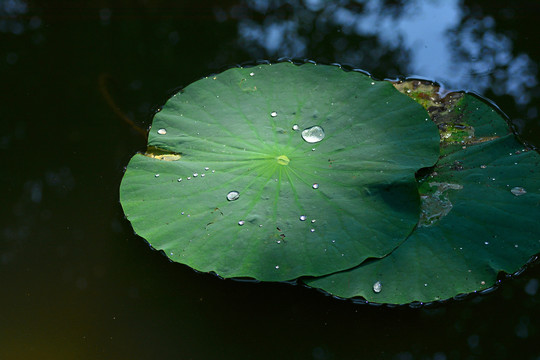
[2,1,540,359]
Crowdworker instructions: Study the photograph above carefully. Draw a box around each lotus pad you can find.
[120,63,440,281]
[305,85,540,304]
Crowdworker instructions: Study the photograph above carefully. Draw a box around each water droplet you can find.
[370,81,375,85]
[270,111,277,117]
[484,241,489,245]
[250,72,255,76]
[292,124,299,131]
[177,178,182,182]
[480,165,487,169]
[373,281,382,293]
[193,173,198,177]
[238,220,245,226]
[155,174,160,178]
[312,183,319,189]
[310,228,315,232]
[187,177,191,180]
[331,240,336,243]
[201,174,205,177]
[301,125,325,143]
[157,128,167,135]
[511,187,527,196]
[275,265,279,269]
[227,191,240,201]
[181,211,185,215]
[311,219,316,223]
[211,170,215,173]
[204,167,210,171]
[299,215,307,221]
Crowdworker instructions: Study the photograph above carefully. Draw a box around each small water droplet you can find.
[370,81,375,85]
[193,173,198,177]
[480,165,487,169]
[270,111,277,117]
[238,220,245,226]
[311,219,316,223]
[211,170,215,173]
[292,124,299,131]
[301,125,325,143]
[157,128,167,135]
[299,215,307,221]
[187,177,191,180]
[424,283,428,287]
[201,174,205,177]
[373,281,382,293]
[155,174,160,178]
[177,178,182,182]
[250,72,255,76]
[310,228,315,232]
[227,191,240,201]
[204,167,210,171]
[406,89,411,93]
[484,241,489,245]
[511,187,527,196]
[181,211,185,215]
[275,265,279,269]
[312,183,319,189]
[331,240,336,243]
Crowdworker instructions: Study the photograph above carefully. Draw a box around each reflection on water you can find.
[234,0,537,108]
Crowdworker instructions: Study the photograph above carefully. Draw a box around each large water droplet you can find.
[227,191,240,201]
[511,187,527,196]
[157,128,167,135]
[301,126,325,143]
[373,281,382,293]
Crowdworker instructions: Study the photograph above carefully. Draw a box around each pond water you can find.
[2,0,539,359]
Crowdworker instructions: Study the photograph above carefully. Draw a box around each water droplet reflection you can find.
[373,281,382,293]
[511,187,527,196]
[157,128,167,135]
[312,183,319,189]
[227,191,240,201]
[301,125,325,143]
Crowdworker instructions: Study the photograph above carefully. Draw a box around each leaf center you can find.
[276,155,290,166]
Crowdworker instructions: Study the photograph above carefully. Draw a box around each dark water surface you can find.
[2,1,540,359]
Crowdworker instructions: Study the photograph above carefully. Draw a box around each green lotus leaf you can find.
[120,62,440,281]
[305,87,540,304]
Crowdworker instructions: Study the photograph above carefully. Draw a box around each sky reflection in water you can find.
[234,0,537,108]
